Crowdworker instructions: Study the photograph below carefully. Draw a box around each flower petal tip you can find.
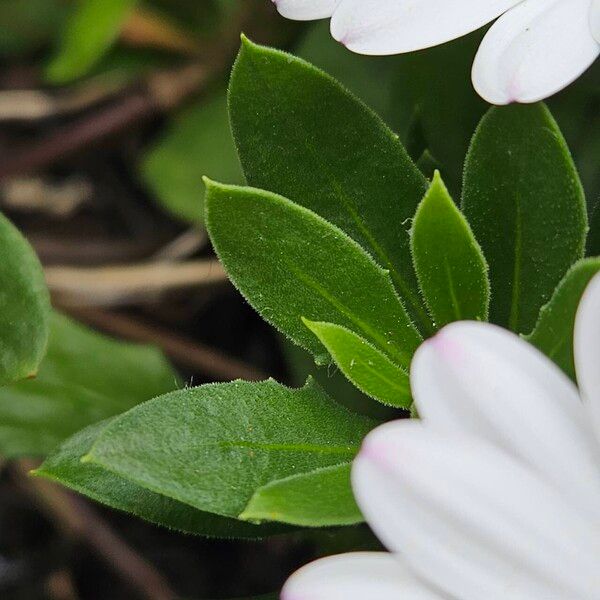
[427,328,464,364]
[358,432,403,473]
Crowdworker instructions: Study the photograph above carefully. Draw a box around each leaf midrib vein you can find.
[285,259,409,366]
[509,195,523,331]
[217,440,357,456]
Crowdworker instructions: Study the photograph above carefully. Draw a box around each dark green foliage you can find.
[462,104,587,333]
[205,181,421,367]
[228,37,430,332]
[411,172,489,327]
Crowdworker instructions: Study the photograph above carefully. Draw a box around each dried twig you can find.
[63,307,268,382]
[0,63,209,181]
[14,460,177,600]
[1,176,92,216]
[30,235,168,266]
[152,228,207,262]
[0,79,123,122]
[121,6,201,55]
[0,0,285,181]
[45,259,227,307]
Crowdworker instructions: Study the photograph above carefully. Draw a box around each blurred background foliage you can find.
[0,0,598,598]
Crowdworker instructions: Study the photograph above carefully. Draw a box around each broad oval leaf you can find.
[411,171,489,328]
[241,463,362,527]
[462,103,587,333]
[205,181,421,367]
[527,258,600,380]
[0,312,177,457]
[37,420,290,539]
[228,37,431,333]
[84,378,377,519]
[0,212,50,386]
[302,319,411,408]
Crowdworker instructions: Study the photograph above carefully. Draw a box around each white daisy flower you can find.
[282,272,600,599]
[273,0,600,104]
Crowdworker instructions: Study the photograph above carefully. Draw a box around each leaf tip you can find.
[239,33,258,52]
[237,506,263,523]
[431,169,442,185]
[202,175,215,188]
[300,315,317,330]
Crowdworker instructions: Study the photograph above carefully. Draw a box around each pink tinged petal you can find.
[472,0,600,104]
[329,0,522,55]
[281,552,443,600]
[274,0,339,20]
[411,321,600,520]
[592,0,600,56]
[352,421,600,600]
[575,273,600,443]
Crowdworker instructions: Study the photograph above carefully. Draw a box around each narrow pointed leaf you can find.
[527,258,600,380]
[46,0,138,84]
[84,379,377,519]
[228,37,431,333]
[241,463,362,527]
[411,171,489,328]
[205,181,421,367]
[462,104,587,333]
[303,319,411,408]
[37,421,290,539]
[0,212,50,386]
[0,312,177,457]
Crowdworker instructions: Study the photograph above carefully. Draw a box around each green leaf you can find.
[296,21,399,122]
[302,319,411,408]
[228,37,431,333]
[281,337,394,421]
[205,181,421,367]
[140,90,244,224]
[46,0,138,84]
[0,211,50,386]
[0,312,177,457]
[462,104,587,333]
[526,258,600,380]
[37,420,289,539]
[241,463,362,527]
[411,171,489,327]
[83,378,376,521]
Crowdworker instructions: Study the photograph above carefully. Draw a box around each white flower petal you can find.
[411,321,600,518]
[329,0,522,55]
[273,0,339,20]
[281,552,443,600]
[353,421,600,600]
[473,0,600,104]
[591,0,600,44]
[575,273,600,442]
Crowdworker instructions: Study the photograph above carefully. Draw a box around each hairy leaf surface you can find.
[462,104,587,333]
[84,379,376,520]
[37,421,289,539]
[411,172,489,327]
[205,182,421,367]
[229,37,430,332]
